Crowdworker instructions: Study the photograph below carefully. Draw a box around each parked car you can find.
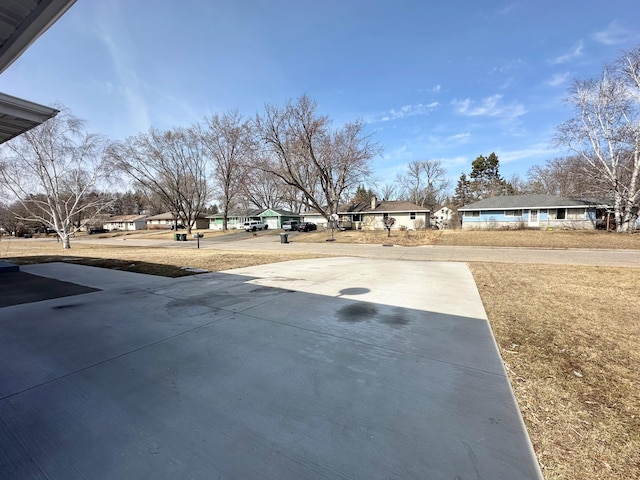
[282,220,299,231]
[297,222,317,232]
[169,223,185,230]
[88,227,108,234]
[244,221,268,232]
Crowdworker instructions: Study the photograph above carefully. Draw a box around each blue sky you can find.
[2,0,640,188]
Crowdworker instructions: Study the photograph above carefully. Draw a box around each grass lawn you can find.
[1,231,638,480]
[471,263,639,480]
[294,228,640,249]
[0,239,321,276]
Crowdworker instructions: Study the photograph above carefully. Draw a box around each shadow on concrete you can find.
[0,262,543,480]
[0,271,100,308]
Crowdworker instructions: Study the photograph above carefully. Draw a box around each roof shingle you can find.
[458,194,607,211]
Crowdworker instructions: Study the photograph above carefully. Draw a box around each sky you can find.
[2,0,640,190]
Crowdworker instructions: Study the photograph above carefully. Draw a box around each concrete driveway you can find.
[0,258,543,479]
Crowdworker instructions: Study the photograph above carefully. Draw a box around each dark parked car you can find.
[88,227,108,234]
[297,222,317,232]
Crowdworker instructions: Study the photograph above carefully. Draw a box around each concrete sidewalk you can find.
[0,259,543,479]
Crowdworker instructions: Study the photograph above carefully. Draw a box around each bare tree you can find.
[383,216,396,237]
[200,111,253,230]
[0,201,31,236]
[254,95,380,220]
[556,47,640,232]
[396,159,449,209]
[378,183,398,201]
[526,156,603,197]
[108,127,209,234]
[239,160,309,213]
[0,109,111,248]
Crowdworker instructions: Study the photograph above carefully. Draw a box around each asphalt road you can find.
[67,231,640,268]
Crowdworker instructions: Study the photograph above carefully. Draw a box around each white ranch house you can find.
[207,209,263,230]
[102,215,148,231]
[146,212,209,230]
[207,209,303,230]
[303,197,430,230]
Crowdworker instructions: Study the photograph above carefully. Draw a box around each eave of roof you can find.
[0,0,78,74]
[304,201,429,215]
[147,212,210,220]
[458,194,608,211]
[0,0,76,143]
[0,92,59,144]
[105,214,148,222]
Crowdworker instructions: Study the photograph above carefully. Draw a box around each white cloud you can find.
[499,144,557,165]
[94,11,150,134]
[452,94,526,119]
[593,20,635,45]
[379,102,439,122]
[551,40,584,65]
[447,132,471,143]
[497,2,520,15]
[547,72,570,87]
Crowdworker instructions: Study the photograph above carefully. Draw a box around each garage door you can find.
[266,218,279,229]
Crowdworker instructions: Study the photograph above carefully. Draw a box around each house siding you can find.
[102,220,146,231]
[461,207,598,230]
[208,217,248,230]
[303,211,430,230]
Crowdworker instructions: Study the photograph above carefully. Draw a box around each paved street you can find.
[70,231,640,268]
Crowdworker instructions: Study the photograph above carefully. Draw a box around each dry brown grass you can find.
[293,228,640,249]
[471,263,640,480]
[439,229,640,249]
[2,235,638,479]
[0,239,320,276]
[295,228,442,246]
[82,229,236,241]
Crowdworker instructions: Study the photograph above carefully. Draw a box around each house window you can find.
[352,214,362,222]
[567,208,586,219]
[504,210,523,217]
[464,211,480,217]
[410,212,416,219]
[556,208,566,220]
[383,212,389,219]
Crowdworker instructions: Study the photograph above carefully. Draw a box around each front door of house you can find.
[528,209,539,227]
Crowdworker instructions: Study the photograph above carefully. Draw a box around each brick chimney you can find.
[370,195,377,209]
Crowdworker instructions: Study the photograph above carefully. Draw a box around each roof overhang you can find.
[0,0,76,143]
[458,204,605,211]
[0,92,59,143]
[0,0,77,74]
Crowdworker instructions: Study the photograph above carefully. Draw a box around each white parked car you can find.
[282,221,299,231]
[244,221,268,232]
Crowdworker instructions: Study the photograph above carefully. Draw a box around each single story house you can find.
[102,214,148,231]
[146,212,209,230]
[80,213,112,232]
[303,197,430,230]
[458,194,611,230]
[207,209,263,230]
[208,208,303,230]
[259,209,302,230]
